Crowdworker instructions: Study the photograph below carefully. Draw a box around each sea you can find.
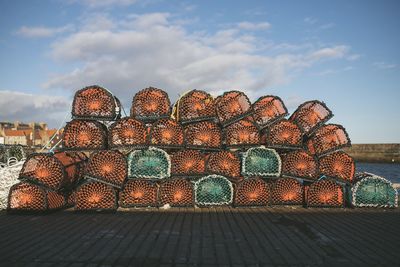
[356,162,400,184]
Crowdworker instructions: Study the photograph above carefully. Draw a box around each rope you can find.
[40,109,70,152]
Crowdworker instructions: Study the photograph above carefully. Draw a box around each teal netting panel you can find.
[127,147,171,179]
[242,146,281,177]
[194,175,233,206]
[352,172,398,208]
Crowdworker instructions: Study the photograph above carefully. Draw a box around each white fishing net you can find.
[0,161,24,210]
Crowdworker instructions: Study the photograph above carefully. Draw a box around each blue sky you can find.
[0,0,399,143]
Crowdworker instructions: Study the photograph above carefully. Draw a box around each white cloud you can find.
[304,17,318,24]
[70,0,138,8]
[373,62,397,69]
[237,21,271,31]
[16,25,73,38]
[308,45,349,61]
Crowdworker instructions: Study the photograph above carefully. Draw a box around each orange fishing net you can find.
[281,150,318,180]
[159,178,194,207]
[173,90,216,124]
[318,151,355,183]
[63,120,108,150]
[131,87,171,122]
[262,119,303,149]
[306,180,344,207]
[149,119,184,149]
[206,150,241,179]
[215,91,252,126]
[171,149,205,177]
[109,117,147,149]
[184,121,222,150]
[234,178,270,206]
[252,95,288,128]
[119,179,158,207]
[271,178,303,205]
[75,181,117,211]
[307,124,351,156]
[224,118,260,148]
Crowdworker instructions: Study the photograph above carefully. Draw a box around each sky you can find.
[0,0,399,143]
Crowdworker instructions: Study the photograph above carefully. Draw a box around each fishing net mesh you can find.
[75,181,117,211]
[72,85,121,120]
[206,151,241,179]
[263,119,303,149]
[67,191,76,207]
[150,119,184,148]
[271,178,303,205]
[119,179,158,207]
[352,173,398,208]
[127,147,171,179]
[131,87,171,122]
[109,117,147,148]
[19,152,87,191]
[289,101,332,134]
[306,180,344,207]
[63,120,108,150]
[234,178,270,206]
[215,91,252,126]
[85,150,127,188]
[252,96,288,128]
[224,119,260,148]
[185,121,221,150]
[307,124,351,156]
[242,147,281,177]
[171,150,205,177]
[281,150,318,180]
[174,90,216,123]
[8,182,65,211]
[318,151,355,183]
[159,178,193,207]
[194,175,233,206]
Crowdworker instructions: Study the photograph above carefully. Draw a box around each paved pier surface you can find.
[1,207,399,267]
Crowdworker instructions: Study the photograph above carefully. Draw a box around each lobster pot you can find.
[281,150,318,181]
[252,95,288,128]
[289,100,333,135]
[184,121,222,151]
[19,152,87,191]
[351,173,398,208]
[149,119,184,149]
[271,178,303,205]
[224,119,260,149]
[215,91,253,127]
[241,146,281,177]
[170,150,205,178]
[306,180,344,208]
[75,181,118,211]
[63,120,108,151]
[72,85,121,120]
[159,178,194,207]
[206,151,241,180]
[173,90,216,124]
[8,182,66,212]
[109,117,147,149]
[84,150,127,189]
[307,124,351,156]
[66,191,76,207]
[318,151,355,183]
[119,179,158,208]
[194,175,233,206]
[262,119,303,150]
[234,178,270,207]
[131,87,171,122]
[127,147,171,179]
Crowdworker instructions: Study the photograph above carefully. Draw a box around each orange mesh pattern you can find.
[72,85,121,120]
[159,178,194,207]
[271,178,303,205]
[289,100,333,135]
[318,151,355,183]
[306,180,344,207]
[109,117,147,148]
[131,87,171,122]
[234,178,270,206]
[150,119,184,149]
[67,191,76,207]
[224,119,260,148]
[75,181,117,211]
[252,96,288,128]
[215,91,252,126]
[174,90,216,124]
[8,182,65,211]
[281,150,318,180]
[307,124,351,156]
[85,150,127,189]
[63,119,108,150]
[19,152,87,191]
[119,179,158,207]
[206,151,241,178]
[262,119,303,149]
[185,121,222,150]
[171,150,205,177]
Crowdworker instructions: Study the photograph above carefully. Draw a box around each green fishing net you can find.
[351,172,398,208]
[0,145,26,166]
[127,147,171,179]
[242,146,281,177]
[194,175,233,206]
